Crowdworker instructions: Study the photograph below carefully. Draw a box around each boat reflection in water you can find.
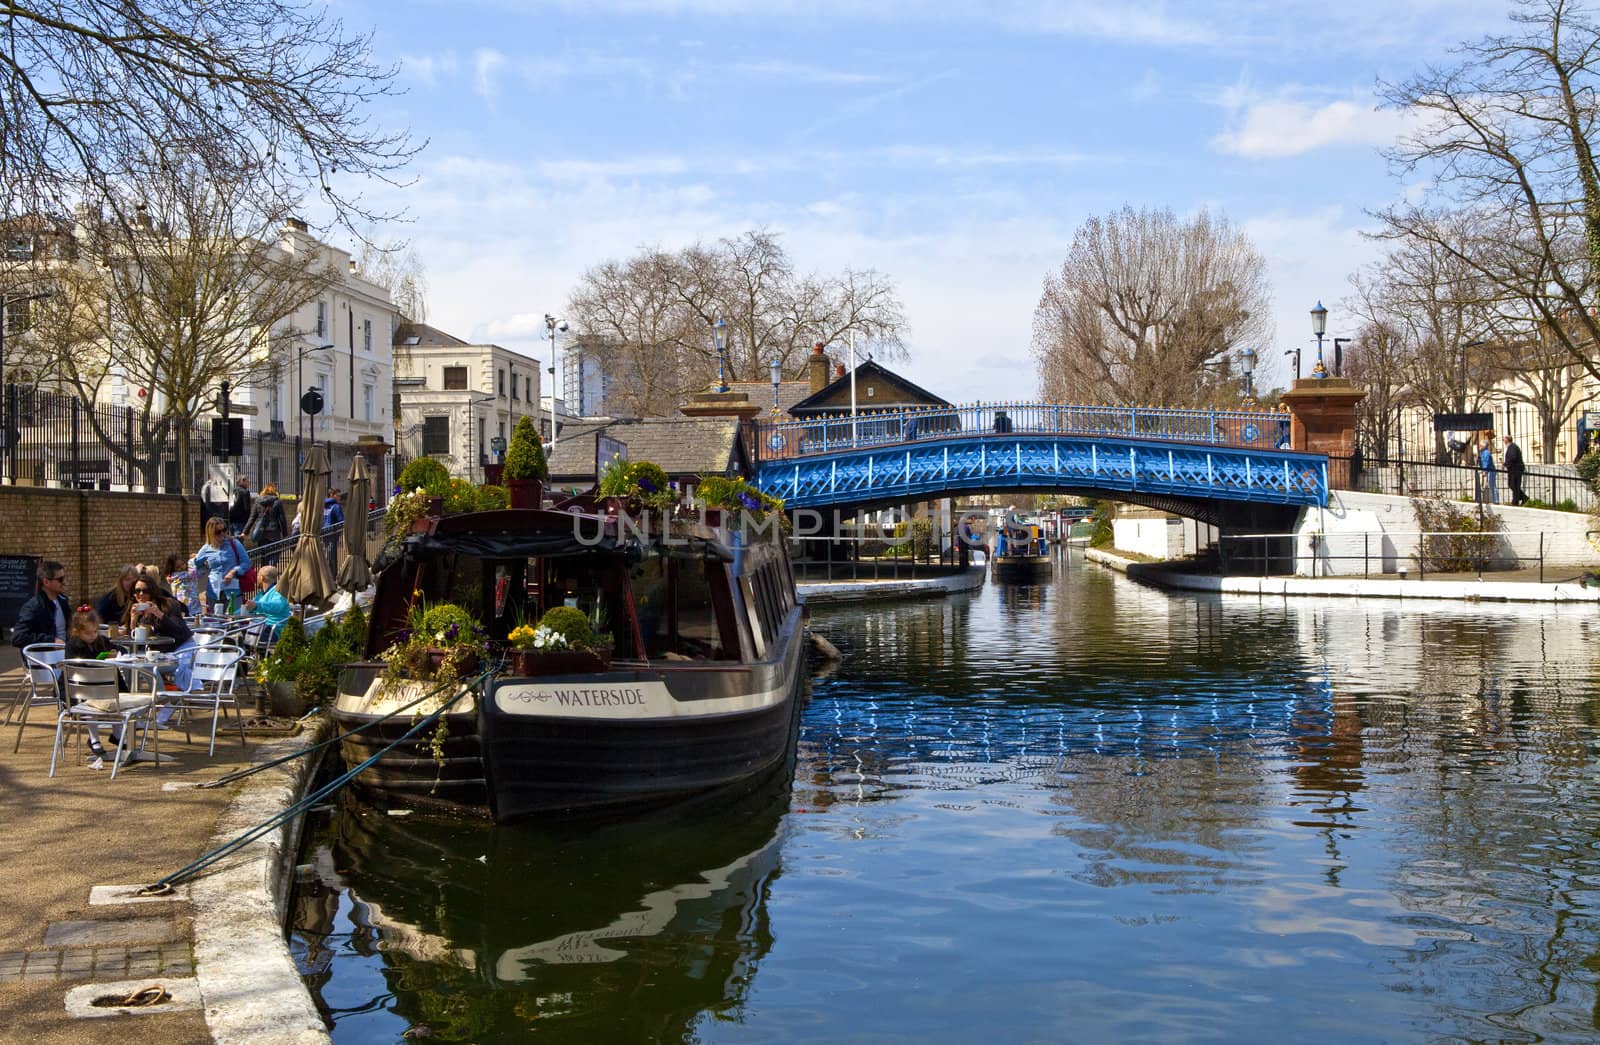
[295,765,795,1042]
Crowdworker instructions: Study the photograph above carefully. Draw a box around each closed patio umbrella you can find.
[277,445,336,607]
[337,454,373,593]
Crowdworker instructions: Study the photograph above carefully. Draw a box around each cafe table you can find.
[107,648,180,766]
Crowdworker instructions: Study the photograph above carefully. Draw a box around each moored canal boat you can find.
[990,513,1052,580]
[334,499,807,822]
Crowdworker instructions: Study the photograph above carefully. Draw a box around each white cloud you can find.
[732,60,889,85]
[399,52,459,87]
[474,49,508,99]
[1213,96,1416,158]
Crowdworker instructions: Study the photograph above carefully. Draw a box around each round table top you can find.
[109,634,176,650]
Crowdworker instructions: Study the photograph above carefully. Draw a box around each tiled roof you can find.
[723,380,814,418]
[545,416,749,484]
[393,321,470,348]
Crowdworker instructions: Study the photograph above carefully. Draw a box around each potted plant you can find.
[598,457,678,514]
[504,605,612,675]
[503,415,548,509]
[694,474,784,524]
[254,607,365,716]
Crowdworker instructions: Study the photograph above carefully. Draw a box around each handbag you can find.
[232,538,257,594]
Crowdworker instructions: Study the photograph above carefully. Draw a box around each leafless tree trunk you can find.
[1030,207,1271,408]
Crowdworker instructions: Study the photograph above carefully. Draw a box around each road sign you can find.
[300,388,324,416]
[1432,412,1492,432]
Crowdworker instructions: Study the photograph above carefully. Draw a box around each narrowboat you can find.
[990,513,1052,580]
[334,501,808,822]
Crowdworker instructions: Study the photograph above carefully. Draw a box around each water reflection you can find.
[302,557,1600,1042]
[294,775,792,1042]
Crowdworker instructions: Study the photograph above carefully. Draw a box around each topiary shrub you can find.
[536,605,593,648]
[503,415,548,481]
[399,457,452,498]
[418,603,483,646]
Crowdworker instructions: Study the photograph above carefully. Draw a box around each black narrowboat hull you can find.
[481,605,808,821]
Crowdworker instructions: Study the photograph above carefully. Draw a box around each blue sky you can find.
[332,0,1515,401]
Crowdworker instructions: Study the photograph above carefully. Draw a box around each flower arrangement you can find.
[599,457,678,511]
[694,474,784,520]
[508,623,569,651]
[503,605,610,674]
[379,600,486,686]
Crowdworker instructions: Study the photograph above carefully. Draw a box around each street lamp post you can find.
[295,342,334,496]
[1239,346,1257,407]
[769,358,782,416]
[1310,300,1329,379]
[1285,347,1301,382]
[544,314,567,448]
[712,318,729,393]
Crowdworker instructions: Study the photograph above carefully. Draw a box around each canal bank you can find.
[0,648,330,1044]
[1087,547,1600,603]
[797,564,986,604]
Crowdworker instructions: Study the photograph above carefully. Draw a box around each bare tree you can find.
[23,168,337,488]
[355,237,429,323]
[1380,0,1600,383]
[1031,207,1271,407]
[0,0,417,232]
[568,230,909,415]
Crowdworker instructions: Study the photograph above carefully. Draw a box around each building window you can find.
[497,368,505,398]
[498,421,506,442]
[421,415,450,456]
[3,298,33,336]
[510,370,518,401]
[316,300,327,337]
[363,384,374,422]
[363,318,372,353]
[442,366,468,390]
[6,236,33,260]
[525,376,532,402]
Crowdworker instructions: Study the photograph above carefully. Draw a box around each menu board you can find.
[0,555,39,640]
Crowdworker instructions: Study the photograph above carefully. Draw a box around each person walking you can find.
[243,483,290,564]
[322,487,345,573]
[1503,434,1526,506]
[229,475,254,535]
[10,559,70,648]
[1478,433,1499,505]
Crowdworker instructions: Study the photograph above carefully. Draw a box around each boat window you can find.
[740,575,767,657]
[671,558,722,656]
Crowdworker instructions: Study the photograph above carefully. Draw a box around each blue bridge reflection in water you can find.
[297,558,1600,1043]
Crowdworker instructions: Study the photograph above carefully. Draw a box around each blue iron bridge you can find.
[749,402,1328,516]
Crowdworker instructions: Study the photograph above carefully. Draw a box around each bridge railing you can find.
[752,402,1293,461]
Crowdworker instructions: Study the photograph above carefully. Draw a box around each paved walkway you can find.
[0,646,260,1045]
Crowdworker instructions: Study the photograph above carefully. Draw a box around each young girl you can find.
[65,606,121,765]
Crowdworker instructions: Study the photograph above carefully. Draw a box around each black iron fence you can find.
[1,381,388,496]
[1327,453,1595,509]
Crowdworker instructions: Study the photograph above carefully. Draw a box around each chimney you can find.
[285,217,309,233]
[348,259,357,275]
[134,203,152,230]
[809,342,830,393]
[835,364,846,378]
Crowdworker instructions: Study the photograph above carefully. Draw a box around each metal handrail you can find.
[1218,529,1551,582]
[754,402,1291,461]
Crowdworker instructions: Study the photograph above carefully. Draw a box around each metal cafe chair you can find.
[174,644,247,756]
[8,643,65,752]
[49,659,159,780]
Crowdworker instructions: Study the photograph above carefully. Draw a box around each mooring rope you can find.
[196,665,494,789]
[140,670,486,893]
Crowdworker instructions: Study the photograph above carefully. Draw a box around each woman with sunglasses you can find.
[124,580,198,702]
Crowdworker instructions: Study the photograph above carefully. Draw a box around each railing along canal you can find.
[751,402,1292,461]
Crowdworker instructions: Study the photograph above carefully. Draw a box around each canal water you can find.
[292,553,1600,1042]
